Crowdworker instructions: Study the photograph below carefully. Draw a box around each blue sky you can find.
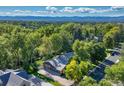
[0,6,124,17]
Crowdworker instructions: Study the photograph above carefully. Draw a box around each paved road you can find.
[38,69,74,86]
[88,51,120,82]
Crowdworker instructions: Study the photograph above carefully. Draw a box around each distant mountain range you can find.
[0,16,124,22]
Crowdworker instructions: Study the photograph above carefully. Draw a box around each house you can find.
[0,70,52,86]
[104,55,120,64]
[111,50,120,56]
[0,70,4,76]
[88,49,120,81]
[0,71,30,86]
[108,48,121,56]
[43,52,73,74]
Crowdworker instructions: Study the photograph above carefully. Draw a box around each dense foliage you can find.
[0,21,123,86]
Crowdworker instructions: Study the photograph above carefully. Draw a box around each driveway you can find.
[38,69,74,86]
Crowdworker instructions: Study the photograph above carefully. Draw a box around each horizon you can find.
[0,16,124,17]
[0,6,124,17]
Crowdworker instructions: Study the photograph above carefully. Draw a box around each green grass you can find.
[34,72,62,86]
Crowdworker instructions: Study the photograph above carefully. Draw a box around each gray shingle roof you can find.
[0,70,52,86]
[106,55,119,63]
[29,75,52,86]
[45,52,73,71]
[0,70,4,76]
[0,73,11,85]
[16,71,30,80]
[0,72,31,86]
[0,79,3,86]
[6,72,31,86]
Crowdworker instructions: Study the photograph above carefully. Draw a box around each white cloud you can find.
[0,6,123,16]
[36,11,48,14]
[111,6,124,10]
[12,6,124,16]
[74,8,96,13]
[46,6,58,12]
[64,7,73,10]
[92,8,113,13]
[5,12,12,15]
[60,7,73,13]
[59,6,124,14]
[14,10,31,13]
[45,6,59,14]
[14,10,24,12]
[60,7,97,13]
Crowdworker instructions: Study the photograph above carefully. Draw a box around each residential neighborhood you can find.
[0,48,122,86]
[38,52,74,86]
[0,69,52,86]
[88,49,120,82]
[0,6,124,86]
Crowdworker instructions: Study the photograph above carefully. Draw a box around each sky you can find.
[0,6,124,17]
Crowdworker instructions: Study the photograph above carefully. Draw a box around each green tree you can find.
[105,61,124,85]
[49,33,63,54]
[72,40,92,61]
[36,35,53,59]
[0,36,11,69]
[59,30,73,52]
[90,43,107,64]
[103,36,115,48]
[99,79,112,86]
[79,61,93,76]
[9,27,26,69]
[79,76,97,86]
[60,23,82,40]
[22,31,41,69]
[103,26,120,48]
[65,59,82,81]
[37,24,59,37]
[121,43,124,61]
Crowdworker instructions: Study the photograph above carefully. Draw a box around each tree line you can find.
[0,22,124,85]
